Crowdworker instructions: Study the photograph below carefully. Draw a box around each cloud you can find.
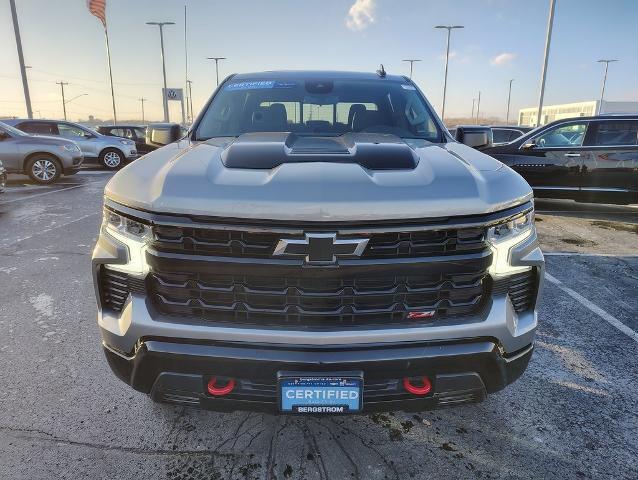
[490,52,517,66]
[346,0,376,31]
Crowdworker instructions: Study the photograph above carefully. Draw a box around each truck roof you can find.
[229,70,409,83]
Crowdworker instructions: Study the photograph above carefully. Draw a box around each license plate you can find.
[278,373,363,414]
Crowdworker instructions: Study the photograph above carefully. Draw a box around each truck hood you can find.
[105,134,533,222]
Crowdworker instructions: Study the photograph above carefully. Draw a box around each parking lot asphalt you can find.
[0,171,637,480]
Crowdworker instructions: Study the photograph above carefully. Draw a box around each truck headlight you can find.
[102,208,150,274]
[486,210,534,275]
[61,144,80,152]
[118,139,135,146]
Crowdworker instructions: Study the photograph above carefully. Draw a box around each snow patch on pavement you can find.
[29,294,54,318]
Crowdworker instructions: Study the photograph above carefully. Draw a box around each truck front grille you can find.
[151,226,487,259]
[148,268,489,328]
[141,218,497,329]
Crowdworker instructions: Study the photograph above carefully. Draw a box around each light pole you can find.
[9,0,32,119]
[471,98,476,120]
[56,81,69,120]
[475,91,481,124]
[435,25,464,121]
[184,4,189,123]
[597,59,618,114]
[402,59,421,79]
[506,79,514,124]
[207,57,226,86]
[139,98,147,122]
[146,21,175,122]
[536,0,556,127]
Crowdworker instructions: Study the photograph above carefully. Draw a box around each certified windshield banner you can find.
[225,80,297,91]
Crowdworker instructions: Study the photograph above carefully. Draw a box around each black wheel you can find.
[26,155,61,184]
[99,148,124,170]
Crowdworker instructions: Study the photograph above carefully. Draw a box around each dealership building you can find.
[518,100,638,127]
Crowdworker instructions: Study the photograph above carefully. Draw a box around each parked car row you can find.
[4,119,139,169]
[0,119,169,187]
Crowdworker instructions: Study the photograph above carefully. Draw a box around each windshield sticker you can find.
[401,84,416,90]
[225,80,297,91]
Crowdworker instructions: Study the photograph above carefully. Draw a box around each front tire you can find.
[26,155,61,184]
[99,148,124,170]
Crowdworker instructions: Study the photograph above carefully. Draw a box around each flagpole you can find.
[104,23,117,124]
[184,3,190,124]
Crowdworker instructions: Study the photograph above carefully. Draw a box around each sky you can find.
[1,0,637,123]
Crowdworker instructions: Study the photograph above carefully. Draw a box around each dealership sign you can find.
[163,88,184,101]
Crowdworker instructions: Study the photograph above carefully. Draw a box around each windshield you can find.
[195,78,442,142]
[0,121,29,137]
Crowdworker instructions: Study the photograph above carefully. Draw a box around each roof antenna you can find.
[376,64,386,78]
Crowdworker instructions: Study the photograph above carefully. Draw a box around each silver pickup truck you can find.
[92,70,544,414]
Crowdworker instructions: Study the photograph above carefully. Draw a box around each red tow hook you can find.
[207,376,236,396]
[403,376,432,396]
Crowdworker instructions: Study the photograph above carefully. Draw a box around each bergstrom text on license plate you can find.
[279,376,363,413]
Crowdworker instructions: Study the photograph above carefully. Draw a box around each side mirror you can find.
[454,126,493,150]
[521,140,536,149]
[0,131,9,141]
[84,132,96,139]
[146,123,182,147]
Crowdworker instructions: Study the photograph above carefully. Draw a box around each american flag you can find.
[87,0,106,26]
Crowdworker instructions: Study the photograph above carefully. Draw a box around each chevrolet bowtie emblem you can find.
[273,233,369,265]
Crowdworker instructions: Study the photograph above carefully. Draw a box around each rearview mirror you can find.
[454,126,493,150]
[146,123,182,147]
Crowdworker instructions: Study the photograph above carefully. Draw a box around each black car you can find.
[96,125,156,154]
[482,115,638,204]
[489,125,533,144]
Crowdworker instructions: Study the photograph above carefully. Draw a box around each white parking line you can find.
[0,212,100,249]
[545,252,638,258]
[76,170,113,175]
[546,273,638,344]
[0,184,85,205]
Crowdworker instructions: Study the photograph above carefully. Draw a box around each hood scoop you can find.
[220,132,418,170]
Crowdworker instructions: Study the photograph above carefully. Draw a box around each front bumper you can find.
[104,338,533,413]
[124,149,139,160]
[93,204,544,412]
[59,152,83,169]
